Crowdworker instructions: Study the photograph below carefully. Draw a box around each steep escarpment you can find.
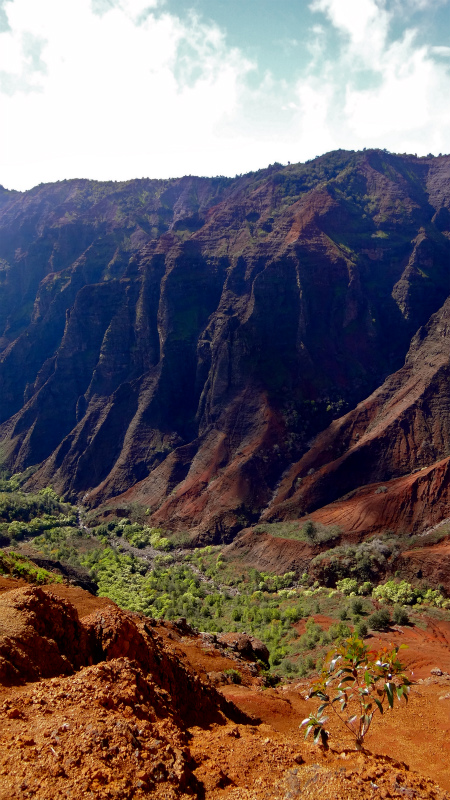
[263,293,450,529]
[1,150,450,537]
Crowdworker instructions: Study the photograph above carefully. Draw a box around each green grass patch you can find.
[253,520,340,545]
[0,551,62,585]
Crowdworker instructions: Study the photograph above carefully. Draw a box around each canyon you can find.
[1,149,450,542]
[3,149,450,797]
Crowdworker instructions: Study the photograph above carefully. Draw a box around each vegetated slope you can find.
[1,150,450,539]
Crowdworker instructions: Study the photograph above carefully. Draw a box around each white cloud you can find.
[0,0,450,190]
[391,0,448,10]
[310,0,391,54]
[293,0,450,156]
[431,45,450,56]
[0,0,258,188]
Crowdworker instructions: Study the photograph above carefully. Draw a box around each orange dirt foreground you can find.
[0,581,449,799]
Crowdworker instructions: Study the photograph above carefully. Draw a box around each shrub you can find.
[302,635,412,749]
[336,578,358,596]
[392,605,410,626]
[422,588,448,608]
[223,669,242,684]
[372,580,416,605]
[351,598,364,616]
[368,608,391,631]
[328,622,351,641]
[355,620,368,638]
[299,621,323,650]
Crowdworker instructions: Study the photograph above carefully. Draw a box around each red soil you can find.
[225,528,315,575]
[1,584,450,798]
[306,459,450,538]
[398,541,450,595]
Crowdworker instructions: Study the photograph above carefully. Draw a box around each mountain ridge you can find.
[1,149,450,539]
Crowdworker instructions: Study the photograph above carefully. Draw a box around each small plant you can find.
[223,669,242,684]
[301,635,411,750]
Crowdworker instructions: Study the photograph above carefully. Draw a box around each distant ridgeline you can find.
[1,149,450,540]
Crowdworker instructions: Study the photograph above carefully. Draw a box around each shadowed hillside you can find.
[1,150,450,539]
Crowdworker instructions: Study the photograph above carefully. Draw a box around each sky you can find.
[1,0,450,191]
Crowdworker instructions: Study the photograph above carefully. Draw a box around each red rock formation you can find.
[2,151,450,537]
[263,295,450,534]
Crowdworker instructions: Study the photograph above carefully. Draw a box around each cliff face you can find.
[1,150,450,537]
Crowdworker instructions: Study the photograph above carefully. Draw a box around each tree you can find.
[301,635,411,750]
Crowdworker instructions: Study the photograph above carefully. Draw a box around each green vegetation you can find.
[223,669,242,684]
[368,608,392,631]
[0,476,77,548]
[0,550,62,585]
[272,151,357,201]
[303,635,411,749]
[96,519,173,551]
[0,473,449,679]
[310,537,398,586]
[373,579,450,609]
[253,519,340,546]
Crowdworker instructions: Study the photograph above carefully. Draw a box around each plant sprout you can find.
[301,634,412,750]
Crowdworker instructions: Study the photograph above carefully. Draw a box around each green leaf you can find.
[373,698,383,714]
[385,682,394,708]
[364,670,373,685]
[313,726,323,745]
[304,725,313,739]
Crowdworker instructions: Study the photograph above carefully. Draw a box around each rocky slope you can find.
[1,150,450,538]
[262,293,450,532]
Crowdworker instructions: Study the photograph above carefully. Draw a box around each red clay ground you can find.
[221,619,450,794]
[1,581,450,798]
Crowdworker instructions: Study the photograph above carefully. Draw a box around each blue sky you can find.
[1,0,450,190]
